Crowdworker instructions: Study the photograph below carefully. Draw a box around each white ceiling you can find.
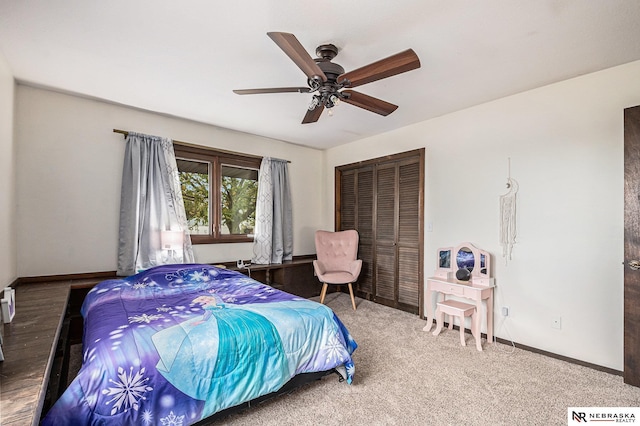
[1,1,640,150]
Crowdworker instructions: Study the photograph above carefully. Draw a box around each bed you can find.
[41,263,357,425]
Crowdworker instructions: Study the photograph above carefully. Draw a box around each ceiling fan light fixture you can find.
[234,32,421,124]
[308,95,320,111]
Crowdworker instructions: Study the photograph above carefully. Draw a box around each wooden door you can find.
[339,167,374,296]
[374,163,397,305]
[397,159,422,308]
[624,105,640,387]
[336,149,424,315]
[357,167,374,295]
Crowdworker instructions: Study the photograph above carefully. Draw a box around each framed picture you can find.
[1,287,15,324]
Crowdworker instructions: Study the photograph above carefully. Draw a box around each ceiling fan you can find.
[233,32,421,124]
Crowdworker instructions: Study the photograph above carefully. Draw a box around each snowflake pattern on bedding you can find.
[42,264,357,426]
[102,366,154,415]
[129,313,165,324]
[160,411,185,426]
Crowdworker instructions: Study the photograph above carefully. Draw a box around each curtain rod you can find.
[113,128,205,148]
[113,129,290,163]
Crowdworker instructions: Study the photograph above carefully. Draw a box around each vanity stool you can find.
[423,242,494,352]
[432,299,481,351]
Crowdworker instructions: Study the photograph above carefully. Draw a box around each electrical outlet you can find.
[501,306,509,317]
[552,316,562,329]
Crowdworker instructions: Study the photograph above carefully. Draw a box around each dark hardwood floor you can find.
[0,278,105,426]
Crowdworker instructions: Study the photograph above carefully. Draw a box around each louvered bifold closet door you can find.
[338,168,374,295]
[339,170,356,230]
[374,163,398,303]
[397,159,421,309]
[335,148,424,315]
[356,168,374,295]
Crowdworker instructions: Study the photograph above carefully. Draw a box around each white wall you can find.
[325,60,640,371]
[15,86,324,277]
[14,59,640,371]
[0,49,16,287]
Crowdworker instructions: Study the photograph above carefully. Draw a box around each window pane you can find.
[220,165,258,235]
[177,158,210,235]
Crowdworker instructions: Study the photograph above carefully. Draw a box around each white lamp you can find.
[161,230,184,263]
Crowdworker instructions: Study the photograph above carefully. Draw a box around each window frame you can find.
[174,143,262,244]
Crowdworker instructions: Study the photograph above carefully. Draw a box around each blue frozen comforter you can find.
[42,264,356,425]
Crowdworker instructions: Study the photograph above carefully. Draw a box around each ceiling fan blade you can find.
[302,105,324,124]
[341,90,398,116]
[339,49,420,88]
[267,32,327,82]
[233,87,311,95]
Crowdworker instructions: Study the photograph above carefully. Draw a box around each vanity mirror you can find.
[455,247,474,280]
[434,242,492,285]
[426,242,495,350]
[436,247,453,273]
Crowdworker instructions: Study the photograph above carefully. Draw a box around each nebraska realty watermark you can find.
[568,407,639,423]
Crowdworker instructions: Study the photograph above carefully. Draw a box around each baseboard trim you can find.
[494,336,622,377]
[4,277,20,289]
[437,320,623,377]
[17,271,118,286]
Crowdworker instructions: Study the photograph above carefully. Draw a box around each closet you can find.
[336,149,424,315]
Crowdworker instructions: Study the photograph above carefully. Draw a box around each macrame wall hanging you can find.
[500,158,518,265]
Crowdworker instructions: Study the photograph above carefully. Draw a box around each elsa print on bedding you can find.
[152,293,289,417]
[41,264,357,425]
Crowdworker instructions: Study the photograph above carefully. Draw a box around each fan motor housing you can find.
[315,59,345,81]
[313,43,344,82]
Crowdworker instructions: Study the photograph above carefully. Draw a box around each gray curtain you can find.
[117,132,195,276]
[252,158,293,264]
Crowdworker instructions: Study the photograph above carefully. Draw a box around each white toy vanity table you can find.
[423,242,494,351]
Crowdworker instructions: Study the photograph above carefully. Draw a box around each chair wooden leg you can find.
[319,283,328,304]
[347,283,357,310]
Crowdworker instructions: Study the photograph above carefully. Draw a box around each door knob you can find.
[629,260,640,270]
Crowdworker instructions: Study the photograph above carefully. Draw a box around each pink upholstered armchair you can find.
[313,230,362,310]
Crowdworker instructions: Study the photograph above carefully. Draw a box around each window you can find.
[174,144,261,244]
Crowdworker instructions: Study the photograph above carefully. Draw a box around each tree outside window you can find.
[174,144,260,244]
[220,165,258,235]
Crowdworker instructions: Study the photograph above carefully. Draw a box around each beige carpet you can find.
[213,293,640,426]
[68,293,640,425]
